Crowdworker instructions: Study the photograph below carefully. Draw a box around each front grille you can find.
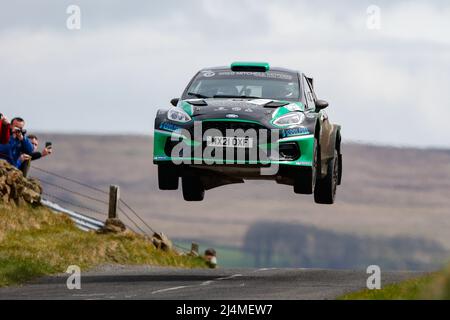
[164,121,299,162]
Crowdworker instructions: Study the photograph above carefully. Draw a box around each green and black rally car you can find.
[153,62,342,204]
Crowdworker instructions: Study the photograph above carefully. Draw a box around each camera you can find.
[12,127,27,135]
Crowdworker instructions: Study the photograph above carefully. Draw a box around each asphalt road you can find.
[0,265,422,300]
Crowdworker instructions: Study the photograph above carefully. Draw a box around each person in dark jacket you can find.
[28,134,52,160]
[18,135,53,176]
[0,114,11,144]
[0,117,33,168]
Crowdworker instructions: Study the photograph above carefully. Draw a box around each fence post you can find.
[21,159,31,178]
[101,185,126,233]
[108,185,119,219]
[191,242,199,256]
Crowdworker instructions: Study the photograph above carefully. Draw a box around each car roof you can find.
[200,65,302,74]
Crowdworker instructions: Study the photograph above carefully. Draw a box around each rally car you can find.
[153,62,342,204]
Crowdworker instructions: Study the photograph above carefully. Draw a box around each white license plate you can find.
[206,136,254,148]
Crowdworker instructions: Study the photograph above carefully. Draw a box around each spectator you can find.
[204,248,217,269]
[0,117,33,168]
[19,135,53,177]
[27,134,53,161]
[0,114,11,144]
[18,134,53,171]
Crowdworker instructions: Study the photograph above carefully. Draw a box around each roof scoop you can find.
[231,62,270,72]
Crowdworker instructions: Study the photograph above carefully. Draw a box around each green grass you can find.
[0,204,206,287]
[340,267,450,300]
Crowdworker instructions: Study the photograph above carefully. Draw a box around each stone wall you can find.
[0,160,42,206]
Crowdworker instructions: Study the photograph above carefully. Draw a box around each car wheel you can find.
[182,175,205,201]
[314,149,338,204]
[294,138,318,194]
[158,164,179,190]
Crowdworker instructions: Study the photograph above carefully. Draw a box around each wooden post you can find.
[108,185,119,219]
[21,159,31,178]
[191,242,199,255]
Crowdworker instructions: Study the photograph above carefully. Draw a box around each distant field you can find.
[27,133,450,269]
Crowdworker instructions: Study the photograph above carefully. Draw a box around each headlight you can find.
[167,108,191,123]
[273,112,305,127]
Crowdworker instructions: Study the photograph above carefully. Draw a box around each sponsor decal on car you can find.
[295,161,313,166]
[216,71,294,80]
[154,156,171,160]
[281,127,310,138]
[159,122,183,133]
[201,70,216,77]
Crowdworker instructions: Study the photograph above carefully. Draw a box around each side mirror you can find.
[170,98,180,107]
[315,99,329,111]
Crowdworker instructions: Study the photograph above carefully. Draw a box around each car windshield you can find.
[183,69,300,101]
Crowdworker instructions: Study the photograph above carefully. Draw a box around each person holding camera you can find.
[21,134,52,161]
[0,117,34,168]
[18,135,53,176]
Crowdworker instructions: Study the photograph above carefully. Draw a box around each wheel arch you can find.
[332,126,342,185]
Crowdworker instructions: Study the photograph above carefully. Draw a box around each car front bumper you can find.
[153,128,315,168]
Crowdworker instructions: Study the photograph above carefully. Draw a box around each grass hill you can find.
[0,203,205,287]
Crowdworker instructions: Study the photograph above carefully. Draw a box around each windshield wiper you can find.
[187,92,210,99]
[213,95,261,99]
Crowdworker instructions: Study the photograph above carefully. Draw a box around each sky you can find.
[0,0,449,148]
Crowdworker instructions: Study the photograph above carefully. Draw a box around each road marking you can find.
[152,274,243,295]
[152,286,188,294]
[72,293,106,297]
[216,274,242,281]
[256,268,278,272]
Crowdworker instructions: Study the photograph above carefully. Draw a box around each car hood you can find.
[180,98,305,123]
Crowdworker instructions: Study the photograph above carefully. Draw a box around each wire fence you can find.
[29,165,191,253]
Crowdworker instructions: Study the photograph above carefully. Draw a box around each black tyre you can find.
[314,149,338,204]
[158,164,179,190]
[294,138,318,194]
[182,175,205,201]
